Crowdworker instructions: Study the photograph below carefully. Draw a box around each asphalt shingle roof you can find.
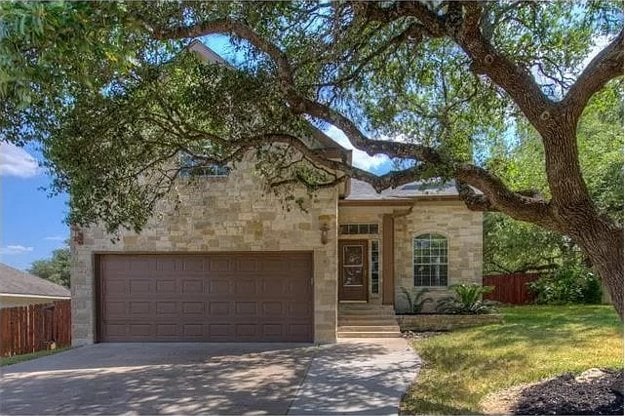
[345,179,459,200]
[0,263,70,298]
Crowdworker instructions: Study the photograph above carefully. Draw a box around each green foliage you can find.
[484,213,564,274]
[0,1,622,237]
[400,287,433,314]
[484,87,624,274]
[528,264,603,305]
[436,283,496,315]
[28,247,70,288]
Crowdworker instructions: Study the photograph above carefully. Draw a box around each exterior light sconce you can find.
[320,223,330,245]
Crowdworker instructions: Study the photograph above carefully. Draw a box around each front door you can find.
[338,240,368,302]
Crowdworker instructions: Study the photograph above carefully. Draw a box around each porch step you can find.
[337,304,401,338]
[338,325,400,332]
[339,305,396,316]
[338,318,399,325]
[337,330,402,339]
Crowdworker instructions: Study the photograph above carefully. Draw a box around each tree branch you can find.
[454,164,561,232]
[563,30,624,123]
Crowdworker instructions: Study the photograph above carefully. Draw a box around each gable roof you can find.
[0,263,70,299]
[343,179,460,202]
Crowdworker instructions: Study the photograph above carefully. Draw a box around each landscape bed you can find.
[401,305,624,415]
[396,313,504,332]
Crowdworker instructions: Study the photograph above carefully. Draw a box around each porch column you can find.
[382,214,395,305]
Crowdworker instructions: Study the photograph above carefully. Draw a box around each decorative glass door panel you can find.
[339,240,368,301]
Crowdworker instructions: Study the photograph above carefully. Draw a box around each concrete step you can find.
[338,314,397,320]
[339,320,399,327]
[339,316,397,322]
[338,325,400,332]
[338,315,399,321]
[337,331,402,339]
[339,309,396,315]
[339,305,395,311]
[339,303,394,308]
[338,315,398,320]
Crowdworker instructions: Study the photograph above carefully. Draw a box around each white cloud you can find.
[0,142,39,178]
[0,245,34,255]
[324,126,391,172]
[43,236,66,241]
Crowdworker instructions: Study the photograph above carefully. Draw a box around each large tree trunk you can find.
[573,222,623,320]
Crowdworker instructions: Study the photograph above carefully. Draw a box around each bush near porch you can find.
[401,305,623,415]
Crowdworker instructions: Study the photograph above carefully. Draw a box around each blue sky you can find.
[1,143,69,271]
[1,35,392,272]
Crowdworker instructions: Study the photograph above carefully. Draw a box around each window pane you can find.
[371,240,379,294]
[413,234,448,287]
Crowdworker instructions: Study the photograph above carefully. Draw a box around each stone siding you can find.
[71,155,339,345]
[396,313,503,331]
[395,201,483,313]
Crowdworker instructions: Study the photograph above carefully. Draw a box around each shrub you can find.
[436,283,496,315]
[528,264,603,305]
[400,287,433,313]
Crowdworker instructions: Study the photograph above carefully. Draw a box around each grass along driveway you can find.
[1,348,70,367]
[401,305,623,415]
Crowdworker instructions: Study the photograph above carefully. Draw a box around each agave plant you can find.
[436,283,496,315]
[400,287,433,314]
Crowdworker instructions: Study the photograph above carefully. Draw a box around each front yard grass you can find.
[401,305,623,415]
[1,347,70,367]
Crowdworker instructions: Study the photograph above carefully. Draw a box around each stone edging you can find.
[396,313,504,331]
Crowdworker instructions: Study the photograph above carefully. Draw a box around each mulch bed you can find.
[400,330,444,340]
[482,368,623,415]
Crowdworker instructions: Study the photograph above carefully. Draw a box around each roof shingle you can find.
[345,179,459,200]
[0,263,70,298]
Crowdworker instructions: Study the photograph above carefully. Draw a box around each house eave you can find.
[338,195,462,206]
[0,293,70,300]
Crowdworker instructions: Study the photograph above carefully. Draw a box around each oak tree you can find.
[1,2,623,317]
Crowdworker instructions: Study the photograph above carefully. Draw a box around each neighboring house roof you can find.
[0,263,70,299]
[343,179,460,202]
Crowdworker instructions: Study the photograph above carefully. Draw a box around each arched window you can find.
[413,234,448,286]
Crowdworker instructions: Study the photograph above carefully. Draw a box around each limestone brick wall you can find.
[71,155,339,345]
[394,201,483,313]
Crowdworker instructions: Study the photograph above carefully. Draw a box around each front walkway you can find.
[1,339,420,415]
[289,338,421,415]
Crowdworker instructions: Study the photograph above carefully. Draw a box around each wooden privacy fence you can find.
[0,300,71,357]
[483,273,541,305]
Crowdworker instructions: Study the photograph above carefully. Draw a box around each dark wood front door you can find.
[338,240,368,301]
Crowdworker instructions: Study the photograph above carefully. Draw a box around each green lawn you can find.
[401,305,623,415]
[1,347,70,367]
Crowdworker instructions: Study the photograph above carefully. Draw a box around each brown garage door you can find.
[97,252,313,342]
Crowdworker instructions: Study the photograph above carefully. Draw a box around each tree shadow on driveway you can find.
[1,341,419,415]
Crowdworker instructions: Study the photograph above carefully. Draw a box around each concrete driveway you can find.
[0,339,420,415]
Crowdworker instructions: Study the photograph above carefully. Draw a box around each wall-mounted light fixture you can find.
[319,223,330,245]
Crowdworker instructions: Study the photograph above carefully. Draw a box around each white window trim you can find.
[412,232,450,288]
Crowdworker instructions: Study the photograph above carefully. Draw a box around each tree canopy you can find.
[1,1,623,316]
[28,246,71,288]
[485,85,623,274]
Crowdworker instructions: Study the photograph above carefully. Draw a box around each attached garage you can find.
[96,252,314,342]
